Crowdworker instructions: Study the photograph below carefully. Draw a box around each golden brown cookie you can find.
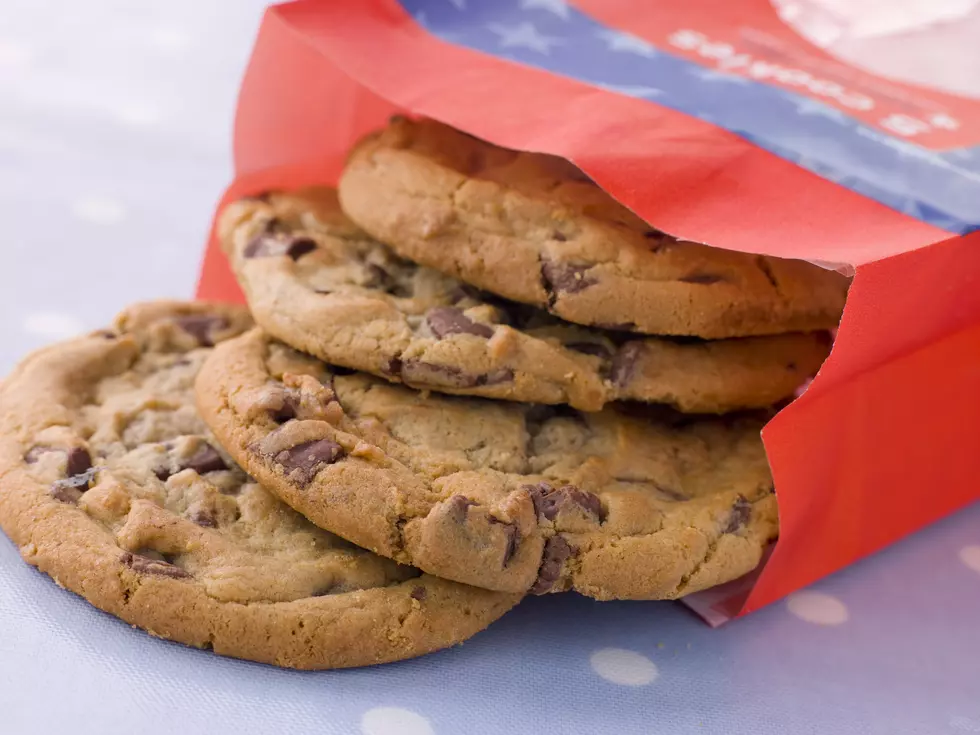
[219,187,830,412]
[197,328,779,600]
[0,302,518,669]
[338,117,849,339]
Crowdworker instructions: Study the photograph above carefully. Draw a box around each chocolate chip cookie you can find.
[0,302,518,669]
[338,117,850,339]
[197,328,779,599]
[219,187,830,413]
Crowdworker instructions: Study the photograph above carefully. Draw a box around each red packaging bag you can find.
[198,0,980,621]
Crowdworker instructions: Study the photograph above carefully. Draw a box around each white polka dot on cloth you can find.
[22,312,86,340]
[589,647,658,686]
[786,591,849,625]
[959,545,980,575]
[71,196,127,225]
[360,707,434,735]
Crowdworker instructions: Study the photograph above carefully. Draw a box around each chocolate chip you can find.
[609,343,643,386]
[724,495,752,533]
[243,233,317,260]
[541,260,597,297]
[410,586,427,601]
[121,551,191,579]
[271,393,299,423]
[525,482,605,522]
[401,361,476,388]
[401,361,513,389]
[530,536,574,594]
[382,357,403,377]
[175,315,229,347]
[679,273,725,285]
[425,307,494,339]
[182,444,227,475]
[490,516,519,566]
[552,230,568,242]
[153,466,170,481]
[446,494,477,524]
[362,263,394,290]
[478,369,515,386]
[92,329,117,340]
[270,438,345,485]
[24,445,54,464]
[190,509,217,528]
[65,447,92,478]
[566,342,612,360]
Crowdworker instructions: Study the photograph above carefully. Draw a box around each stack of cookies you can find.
[0,117,848,670]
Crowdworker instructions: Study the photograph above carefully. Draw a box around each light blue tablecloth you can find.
[1,3,978,734]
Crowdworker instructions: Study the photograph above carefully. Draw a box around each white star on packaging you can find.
[447,0,466,9]
[689,67,750,85]
[487,21,563,54]
[595,29,657,57]
[519,0,570,19]
[795,98,847,123]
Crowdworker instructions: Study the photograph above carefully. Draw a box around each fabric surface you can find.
[0,2,978,734]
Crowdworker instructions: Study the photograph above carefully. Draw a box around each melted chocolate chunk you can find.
[270,438,345,485]
[490,516,519,567]
[609,343,643,386]
[410,586,427,601]
[401,361,475,389]
[566,342,612,360]
[530,536,574,595]
[189,509,217,528]
[121,552,191,579]
[181,444,227,475]
[679,273,725,285]
[382,357,403,377]
[446,494,477,524]
[525,482,605,522]
[269,391,300,423]
[426,307,494,339]
[65,447,92,478]
[540,261,597,297]
[400,361,513,390]
[175,315,229,347]
[476,369,514,386]
[243,233,317,261]
[724,495,752,533]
